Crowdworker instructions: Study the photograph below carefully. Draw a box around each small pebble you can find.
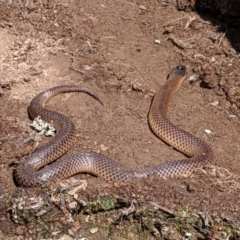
[57,234,74,240]
[204,129,211,134]
[89,228,98,234]
[139,5,147,11]
[210,101,219,106]
[68,201,77,209]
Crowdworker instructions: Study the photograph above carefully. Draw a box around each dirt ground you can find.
[0,0,240,239]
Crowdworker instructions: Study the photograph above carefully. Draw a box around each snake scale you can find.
[14,65,214,187]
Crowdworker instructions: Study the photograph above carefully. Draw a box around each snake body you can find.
[14,65,214,187]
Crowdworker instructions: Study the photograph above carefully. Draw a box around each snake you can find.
[14,65,214,187]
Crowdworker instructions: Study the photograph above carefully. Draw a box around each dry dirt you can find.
[0,0,240,239]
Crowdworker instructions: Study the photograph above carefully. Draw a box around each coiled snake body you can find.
[14,65,214,187]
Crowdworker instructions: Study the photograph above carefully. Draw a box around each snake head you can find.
[167,65,186,82]
[172,65,186,76]
[165,65,187,96]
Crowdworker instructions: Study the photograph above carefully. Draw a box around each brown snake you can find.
[14,65,214,187]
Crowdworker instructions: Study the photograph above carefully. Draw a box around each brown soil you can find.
[0,0,240,239]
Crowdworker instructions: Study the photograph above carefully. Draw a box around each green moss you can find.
[8,195,240,240]
[86,197,118,212]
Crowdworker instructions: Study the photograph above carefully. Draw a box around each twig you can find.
[177,50,204,65]
[184,16,197,29]
[150,202,174,215]
[0,92,13,112]
[215,32,226,49]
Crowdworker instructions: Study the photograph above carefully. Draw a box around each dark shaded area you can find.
[177,0,240,51]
